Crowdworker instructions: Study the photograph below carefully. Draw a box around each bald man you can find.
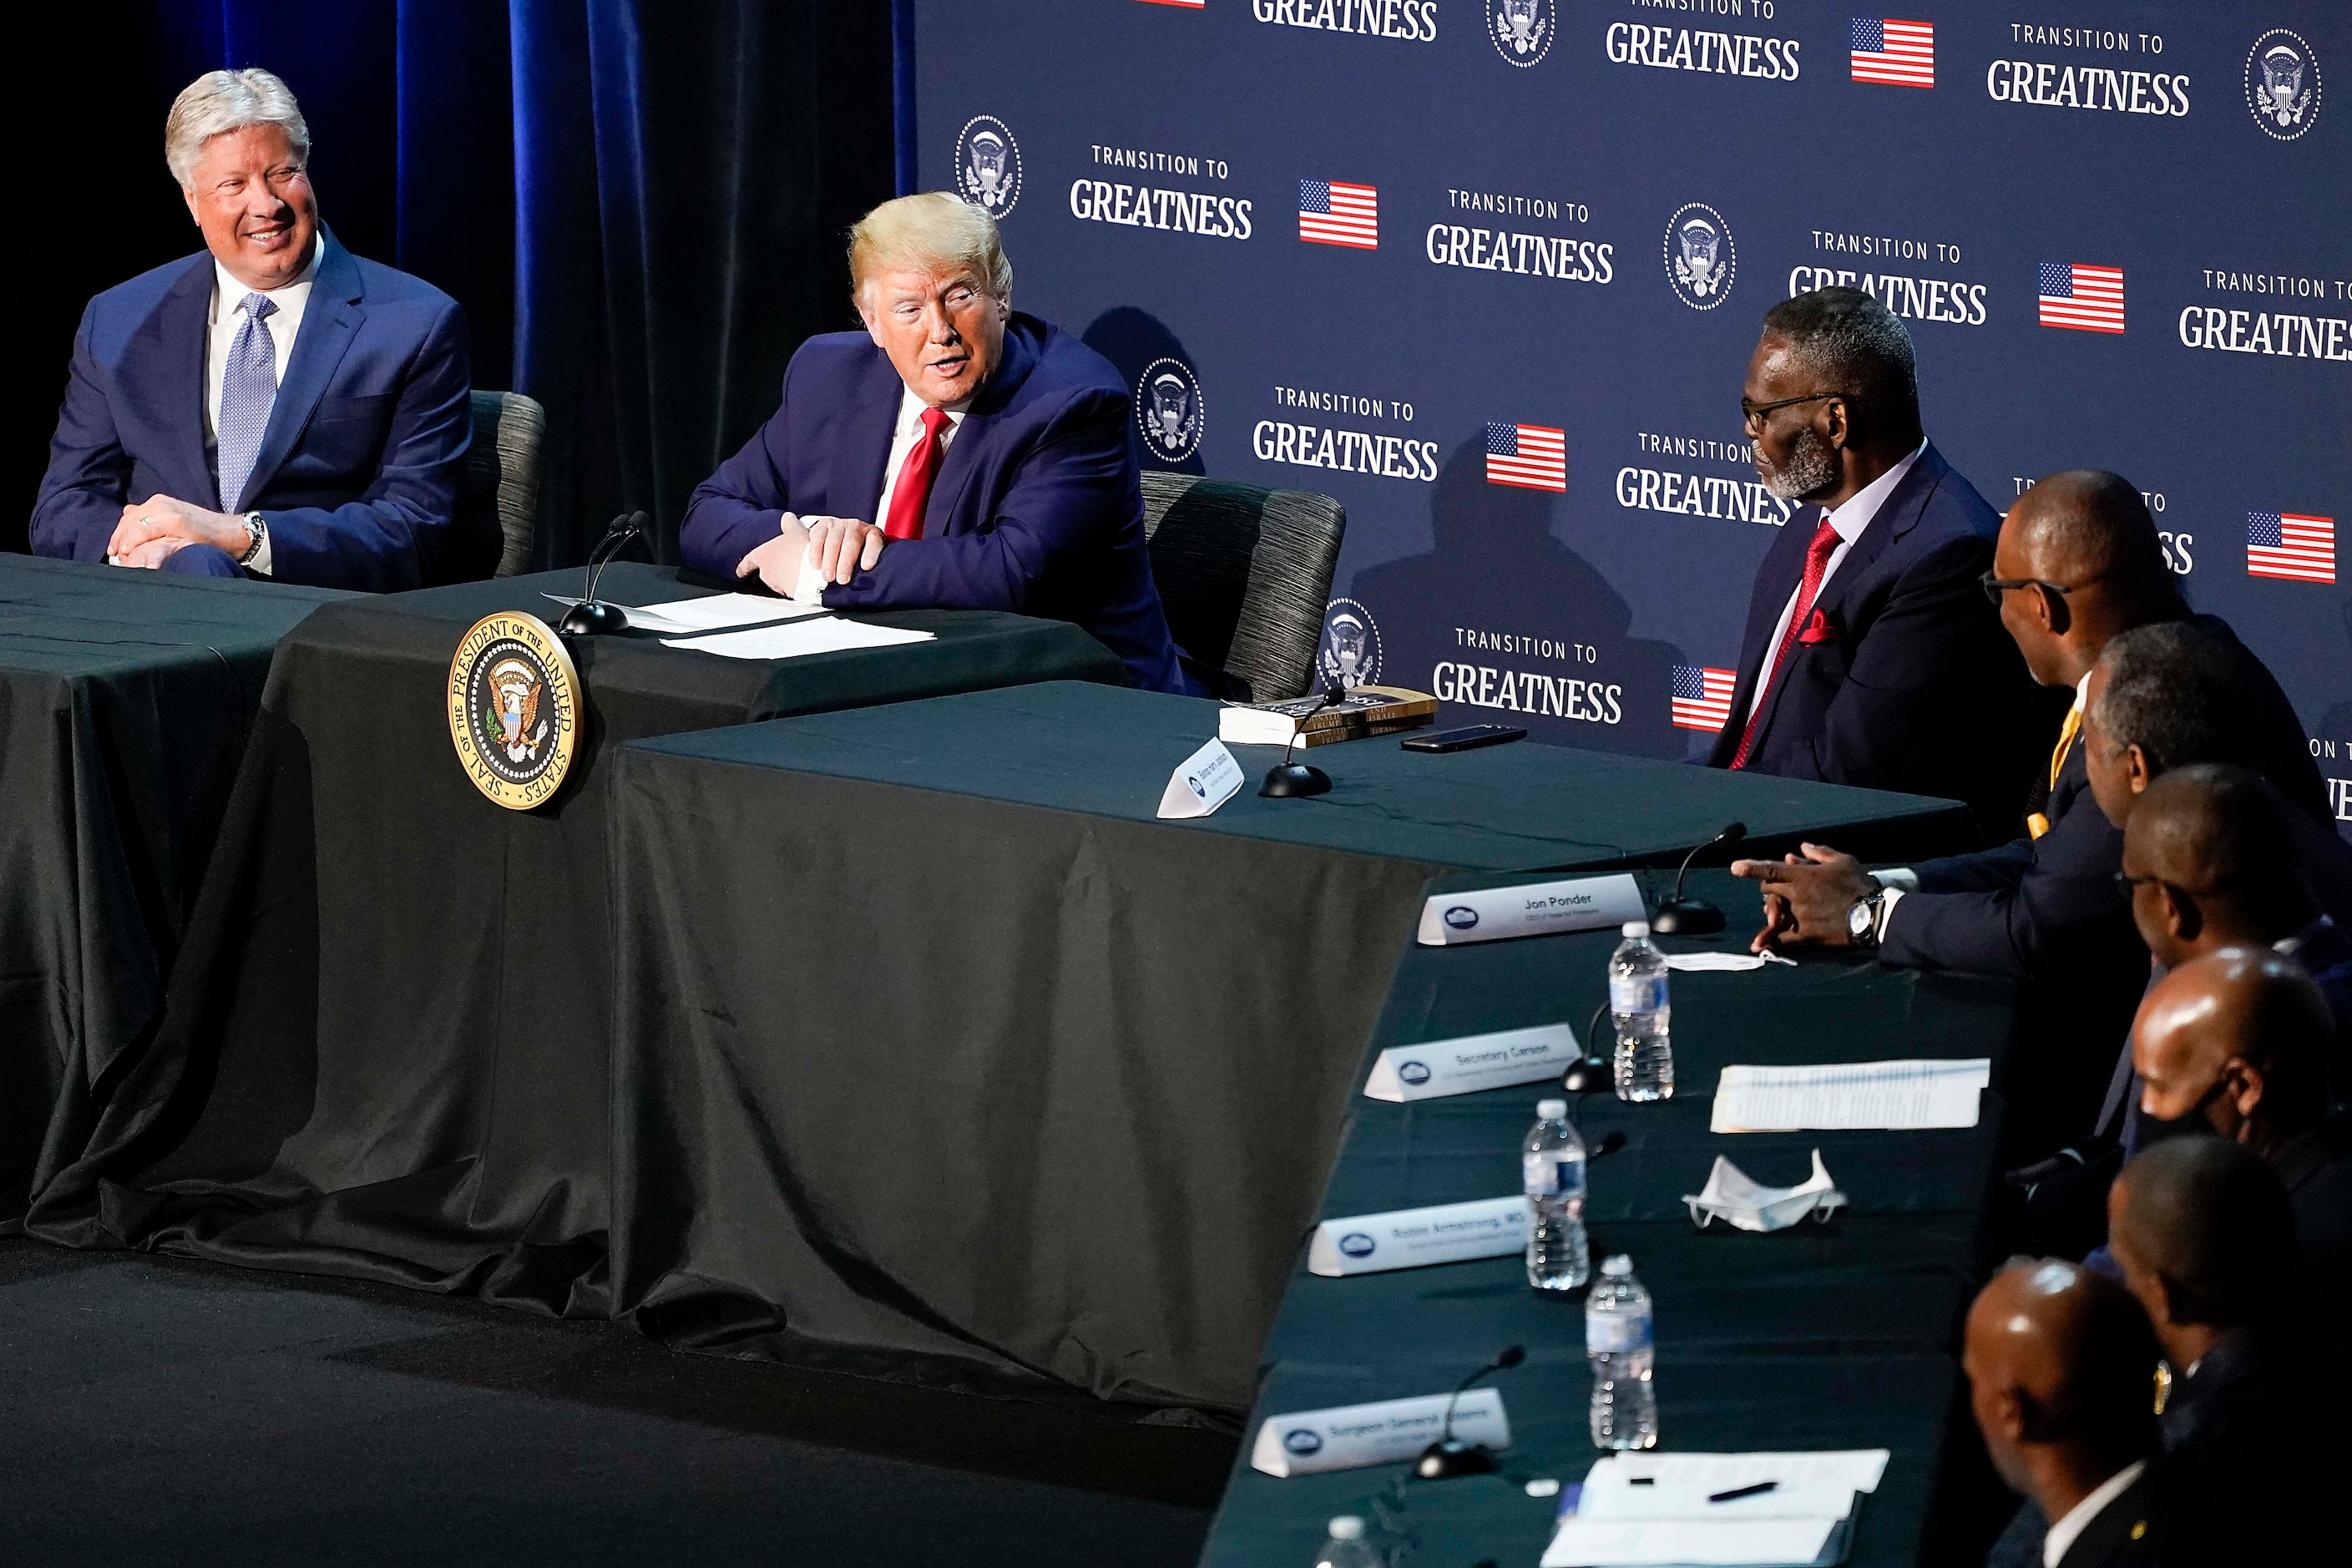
[1963,1258,2177,1567]
[2105,1141,2332,1561]
[1734,472,2325,1146]
[2133,950,2352,1303]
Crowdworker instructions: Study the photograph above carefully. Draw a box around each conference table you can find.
[0,554,346,1222]
[21,565,1125,1311]
[600,683,1987,1414]
[1196,868,2021,1568]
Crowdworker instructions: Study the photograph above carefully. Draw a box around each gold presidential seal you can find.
[448,611,580,810]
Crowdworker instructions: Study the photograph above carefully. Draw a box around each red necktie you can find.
[882,407,953,540]
[1729,512,1842,769]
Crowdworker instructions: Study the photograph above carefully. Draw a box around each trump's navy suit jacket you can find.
[679,314,1190,694]
[1707,443,2048,839]
[33,231,470,592]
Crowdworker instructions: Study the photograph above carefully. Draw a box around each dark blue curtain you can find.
[8,0,891,567]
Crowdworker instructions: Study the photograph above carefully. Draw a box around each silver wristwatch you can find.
[237,512,266,565]
[1846,889,1885,948]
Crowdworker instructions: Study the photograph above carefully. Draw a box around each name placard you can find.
[1308,1196,1530,1277]
[1251,1388,1511,1478]
[1156,739,1245,819]
[1416,874,1646,947]
[1363,1023,1581,1101]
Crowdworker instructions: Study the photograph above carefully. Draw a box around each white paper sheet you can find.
[1709,1059,1990,1133]
[1662,950,1797,973]
[661,619,937,660]
[542,592,827,635]
[1582,1450,1889,1502]
[1541,1517,1840,1567]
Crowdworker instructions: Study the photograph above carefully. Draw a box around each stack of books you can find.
[1216,686,1438,748]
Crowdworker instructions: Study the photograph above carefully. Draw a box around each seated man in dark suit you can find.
[1709,287,2044,837]
[33,69,470,590]
[1964,1258,2188,1567]
[1732,472,2328,1141]
[2106,1138,2337,1559]
[2133,949,2352,1305]
[680,192,1191,694]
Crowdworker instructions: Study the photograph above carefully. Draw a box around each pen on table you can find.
[1708,1480,1778,1504]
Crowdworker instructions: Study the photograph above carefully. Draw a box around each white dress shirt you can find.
[2041,1459,2146,1567]
[1746,440,1928,721]
[200,233,322,574]
[873,384,971,525]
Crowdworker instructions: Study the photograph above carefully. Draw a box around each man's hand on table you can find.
[1729,842,1878,952]
[735,511,888,600]
[107,494,245,568]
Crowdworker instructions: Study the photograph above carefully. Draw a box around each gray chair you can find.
[454,390,546,579]
[1140,472,1345,702]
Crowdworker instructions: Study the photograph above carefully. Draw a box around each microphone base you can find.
[1259,762,1332,798]
[1414,1439,1500,1480]
[1649,898,1725,936]
[1560,1055,1615,1096]
[558,600,630,637]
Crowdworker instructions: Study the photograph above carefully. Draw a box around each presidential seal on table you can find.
[448,612,580,809]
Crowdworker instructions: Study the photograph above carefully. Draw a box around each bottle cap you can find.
[1622,919,1650,938]
[1328,1516,1365,1540]
[1601,1253,1634,1277]
[1537,1098,1568,1119]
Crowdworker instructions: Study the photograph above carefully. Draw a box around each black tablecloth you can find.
[601,683,1986,1413]
[1197,870,2021,1568]
[0,556,346,1220]
[23,565,1125,1318]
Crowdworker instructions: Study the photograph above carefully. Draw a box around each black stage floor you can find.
[0,1238,1233,1565]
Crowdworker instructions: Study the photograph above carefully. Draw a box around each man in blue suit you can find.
[33,69,469,591]
[680,192,1191,694]
[1707,287,2046,838]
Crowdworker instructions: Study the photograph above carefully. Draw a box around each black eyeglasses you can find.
[1740,391,1848,433]
[2112,871,2168,899]
[1980,570,2081,606]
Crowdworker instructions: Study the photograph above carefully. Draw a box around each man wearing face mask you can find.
[33,69,469,589]
[2132,949,2352,1305]
[1707,287,2045,839]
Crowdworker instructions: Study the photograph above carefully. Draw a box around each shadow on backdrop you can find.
[1348,436,1684,759]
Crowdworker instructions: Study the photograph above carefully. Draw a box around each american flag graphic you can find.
[1484,422,1566,491]
[1299,180,1378,249]
[1850,18,1935,87]
[2246,512,2336,584]
[1672,666,1737,731]
[2038,263,2126,333]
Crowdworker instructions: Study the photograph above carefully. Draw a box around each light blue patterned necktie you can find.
[215,291,279,512]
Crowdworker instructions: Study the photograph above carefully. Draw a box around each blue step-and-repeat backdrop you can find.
[912,1,2349,836]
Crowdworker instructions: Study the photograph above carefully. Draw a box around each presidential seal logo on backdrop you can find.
[1136,357,1205,463]
[1319,599,1383,690]
[1663,203,1736,309]
[448,612,579,811]
[954,114,1023,215]
[1489,0,1553,67]
[2245,31,2322,140]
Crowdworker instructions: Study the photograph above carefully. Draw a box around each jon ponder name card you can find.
[1417,874,1645,947]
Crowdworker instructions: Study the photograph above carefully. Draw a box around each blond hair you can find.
[847,193,1012,302]
[165,68,309,187]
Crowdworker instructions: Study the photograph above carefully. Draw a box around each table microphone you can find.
[1259,685,1347,798]
[1649,821,1747,935]
[558,510,649,635]
[1414,1344,1525,1479]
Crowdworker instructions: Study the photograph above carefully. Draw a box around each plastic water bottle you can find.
[1313,1515,1381,1568]
[1586,1253,1658,1449]
[1523,1097,1591,1291]
[1610,920,1674,1101]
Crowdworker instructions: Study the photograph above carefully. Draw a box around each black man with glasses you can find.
[1707,288,2043,840]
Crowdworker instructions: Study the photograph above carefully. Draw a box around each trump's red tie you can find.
[882,407,953,541]
[1729,512,1841,770]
